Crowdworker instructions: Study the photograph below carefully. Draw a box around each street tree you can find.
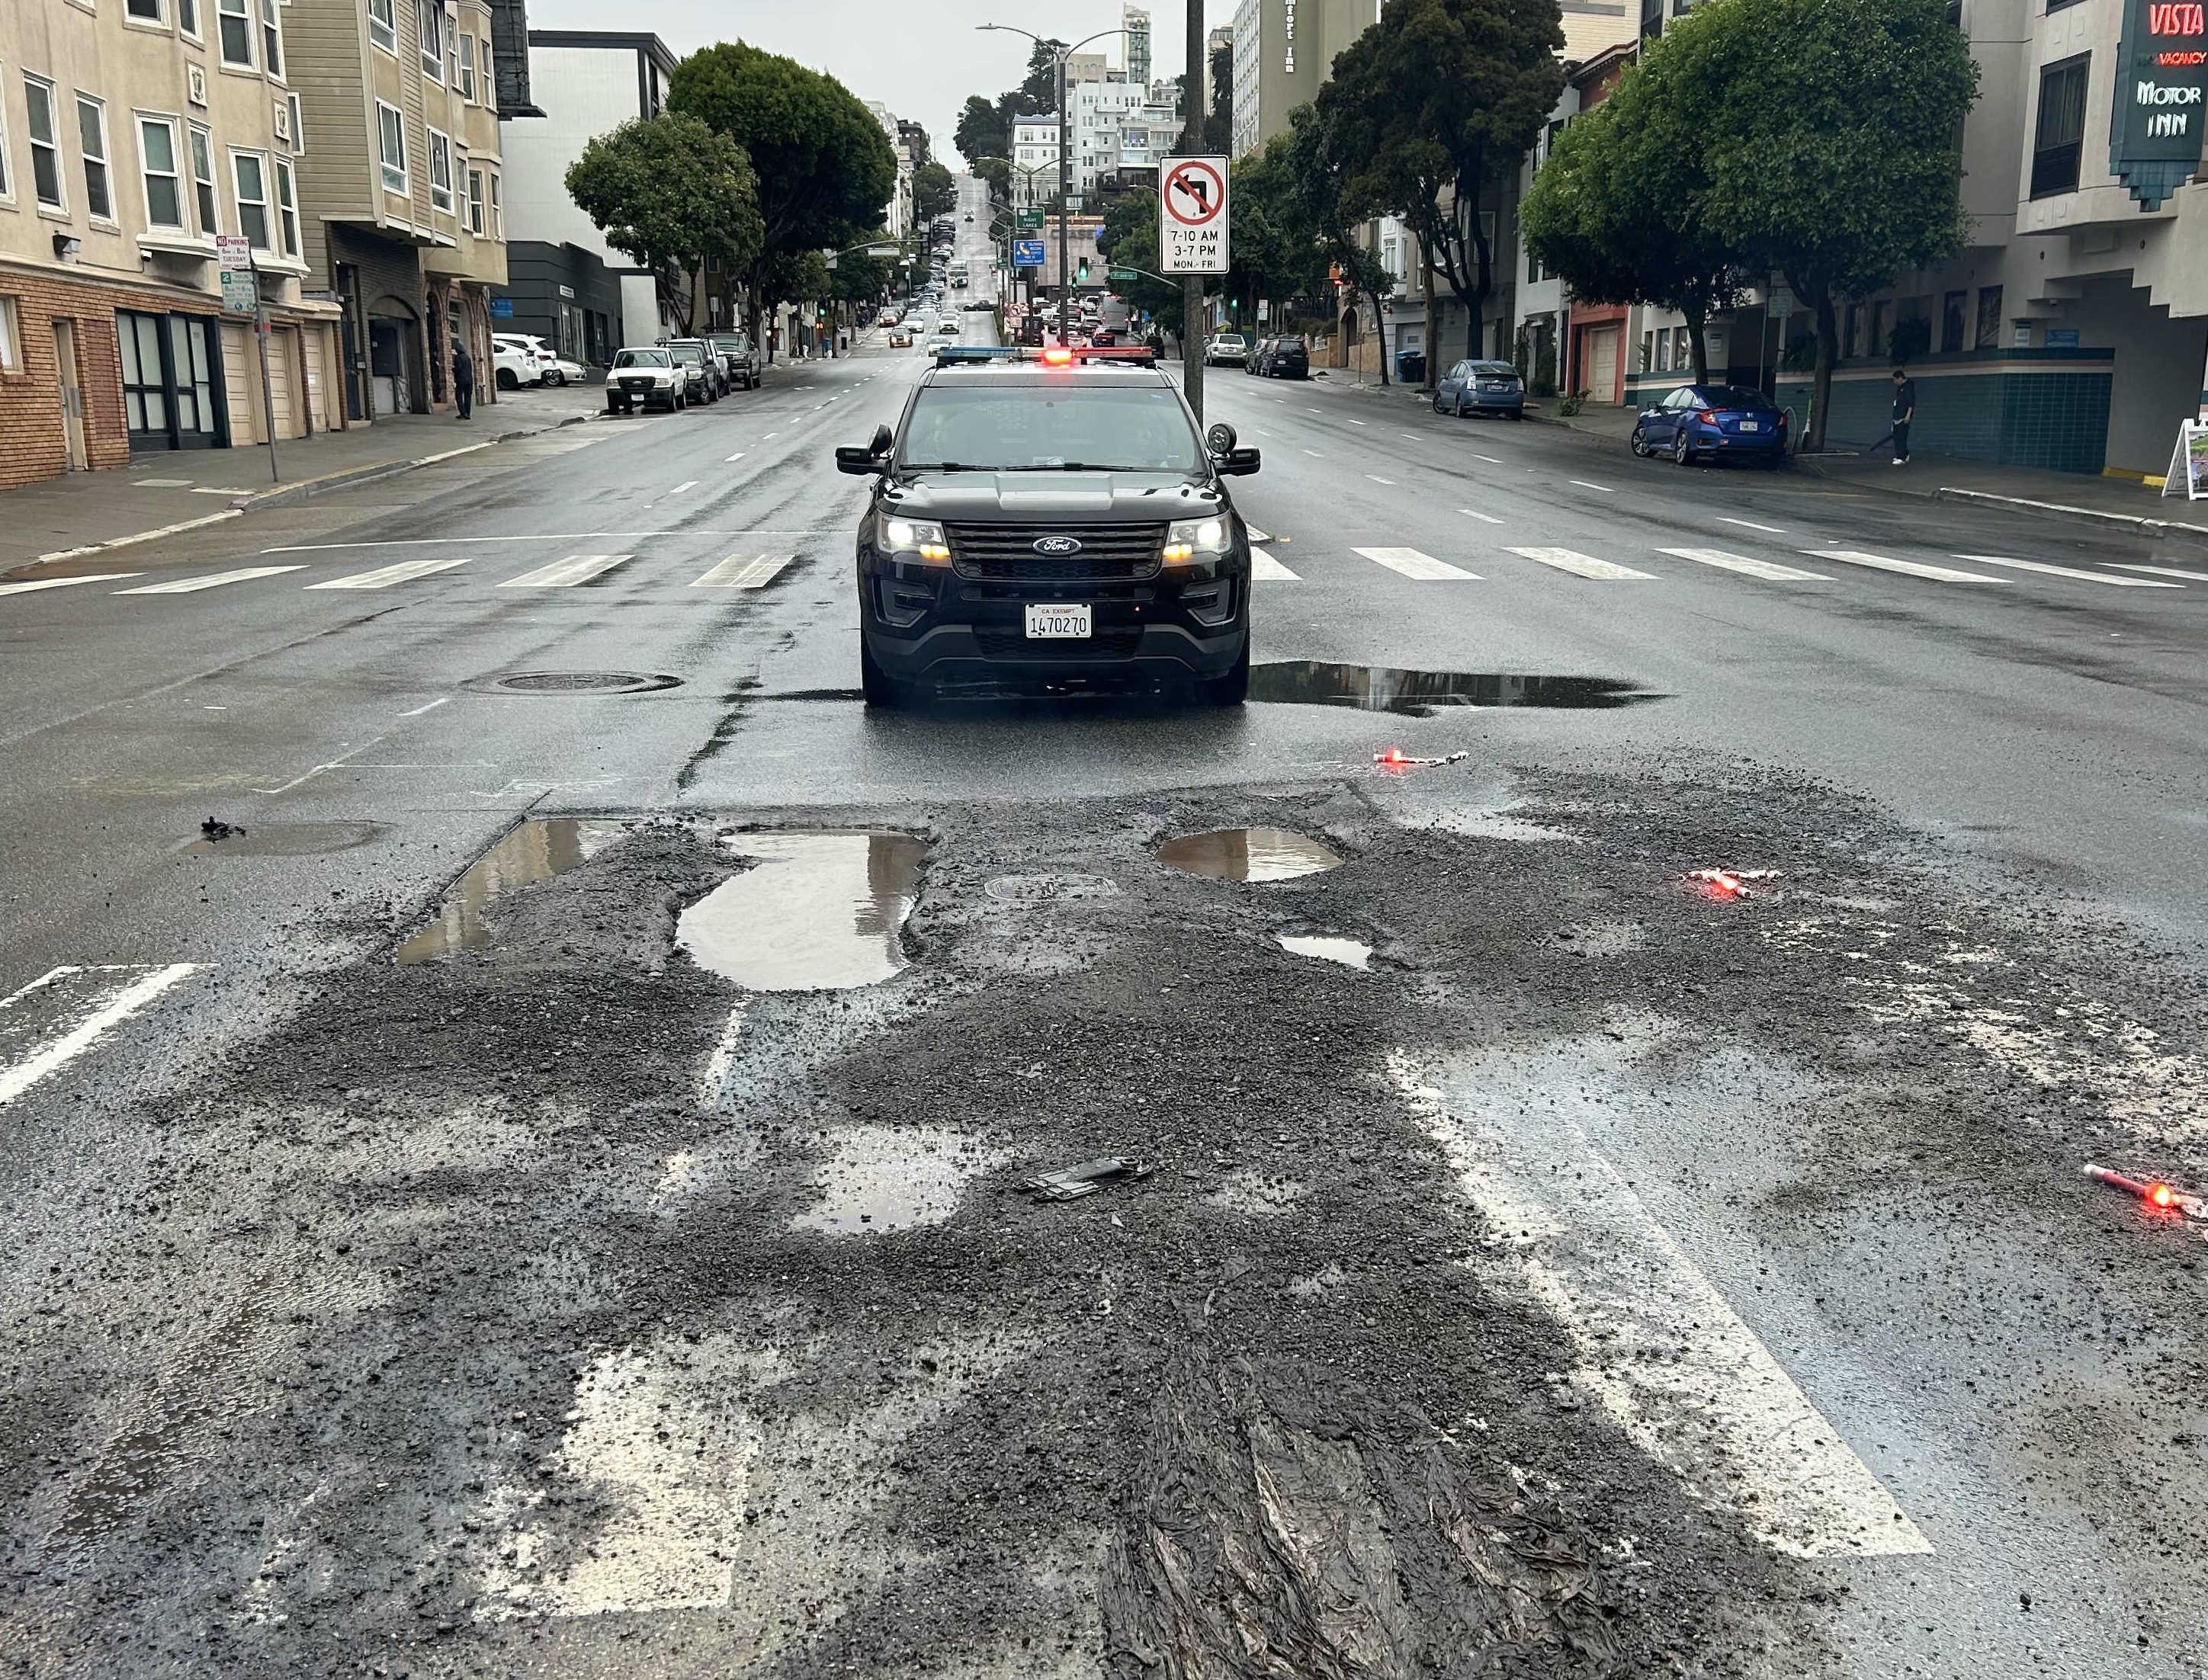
[1205,40,1234,155]
[1096,191,1187,333]
[913,162,958,223]
[955,94,1013,165]
[971,155,1013,205]
[564,114,762,338]
[1222,136,1327,333]
[1285,101,1398,386]
[1670,0,1976,447]
[1016,40,1067,112]
[668,42,898,346]
[1321,0,1564,374]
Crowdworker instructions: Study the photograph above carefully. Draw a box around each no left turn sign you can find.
[1160,155,1229,274]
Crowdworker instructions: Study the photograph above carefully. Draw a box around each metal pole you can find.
[252,263,280,484]
[1181,0,1204,421]
[1057,51,1070,341]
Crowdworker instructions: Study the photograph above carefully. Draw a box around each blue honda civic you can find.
[1631,383,1788,466]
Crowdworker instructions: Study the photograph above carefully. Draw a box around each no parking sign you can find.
[1160,157,1228,274]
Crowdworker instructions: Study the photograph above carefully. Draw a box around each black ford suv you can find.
[836,351,1260,707]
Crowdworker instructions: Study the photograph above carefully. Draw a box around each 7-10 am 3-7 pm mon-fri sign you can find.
[1160,157,1228,274]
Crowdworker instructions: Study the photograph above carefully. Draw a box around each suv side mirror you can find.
[1205,422,1238,456]
[1216,447,1261,476]
[836,424,893,475]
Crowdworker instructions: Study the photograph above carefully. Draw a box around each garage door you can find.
[220,322,256,441]
[265,327,298,439]
[1586,327,1619,406]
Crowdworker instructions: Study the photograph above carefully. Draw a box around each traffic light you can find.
[1077,258,1090,284]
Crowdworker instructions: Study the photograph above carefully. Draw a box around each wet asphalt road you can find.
[2,236,2206,1678]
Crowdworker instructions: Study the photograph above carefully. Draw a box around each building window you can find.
[426,127,454,213]
[1975,284,2003,350]
[217,0,254,66]
[27,78,64,211]
[274,156,299,255]
[233,149,271,248]
[78,96,114,221]
[0,297,18,370]
[419,0,445,79]
[178,0,200,37]
[139,116,185,227]
[127,0,165,21]
[489,170,502,239]
[2030,54,2088,197]
[1942,289,1967,351]
[377,101,406,194]
[459,33,477,101]
[260,0,284,77]
[467,165,483,233]
[287,91,304,155]
[367,0,396,55]
[188,123,218,232]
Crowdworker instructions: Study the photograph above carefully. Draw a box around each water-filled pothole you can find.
[1157,829,1341,882]
[1276,934,1372,969]
[396,818,628,963]
[790,1124,1007,1235]
[181,820,390,857]
[678,831,926,990]
[1250,662,1663,715]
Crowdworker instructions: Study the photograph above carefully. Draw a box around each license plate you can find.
[1025,604,1090,639]
[1738,420,1760,431]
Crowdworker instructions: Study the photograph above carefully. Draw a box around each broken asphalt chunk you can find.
[1019,1156,1155,1203]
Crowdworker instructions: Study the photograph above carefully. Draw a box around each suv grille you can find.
[974,625,1144,660]
[947,524,1164,582]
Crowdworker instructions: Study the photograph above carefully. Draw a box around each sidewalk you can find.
[0,380,607,575]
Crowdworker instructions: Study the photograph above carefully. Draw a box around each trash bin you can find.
[1397,349,1426,384]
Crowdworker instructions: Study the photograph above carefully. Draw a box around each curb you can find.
[1932,486,2208,545]
[229,413,595,511]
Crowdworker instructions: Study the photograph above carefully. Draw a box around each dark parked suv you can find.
[707,331,759,391]
[1256,335,1310,380]
[834,350,1262,707]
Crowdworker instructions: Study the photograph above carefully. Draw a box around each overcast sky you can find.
[528,0,1240,171]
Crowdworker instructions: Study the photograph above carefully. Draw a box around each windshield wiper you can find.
[999,462,1154,473]
[900,461,980,471]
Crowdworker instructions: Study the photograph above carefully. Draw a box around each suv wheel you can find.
[859,639,912,710]
[1195,636,1250,707]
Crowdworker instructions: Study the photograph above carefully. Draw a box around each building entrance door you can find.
[1586,326,1619,406]
[53,319,89,471]
[369,319,409,416]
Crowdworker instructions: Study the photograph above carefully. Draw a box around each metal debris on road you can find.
[1374,749,1469,771]
[1686,867,1783,899]
[1019,1156,1155,1203]
[2084,1163,2208,1221]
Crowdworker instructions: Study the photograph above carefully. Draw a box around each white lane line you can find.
[264,529,842,553]
[1570,479,1615,494]
[1403,432,1420,441]
[762,431,778,439]
[1720,516,1787,534]
[1658,547,1830,582]
[725,453,746,463]
[1365,475,1395,486]
[115,566,306,595]
[1248,546,1299,581]
[1354,546,1481,581]
[1458,508,1504,526]
[0,572,143,597]
[397,697,451,717]
[1952,553,2182,588]
[1391,1052,1932,1560]
[1510,547,1655,580]
[1471,453,1504,464]
[1305,406,1321,413]
[1304,449,1324,457]
[498,553,634,588]
[689,553,795,589]
[1812,549,2004,583]
[1346,418,1367,426]
[306,558,471,591]
[0,964,203,1108]
[2105,562,2208,580]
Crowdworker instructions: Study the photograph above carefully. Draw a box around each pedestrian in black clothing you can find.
[1890,367,1914,465]
[452,342,476,420]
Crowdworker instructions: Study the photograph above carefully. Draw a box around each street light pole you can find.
[1057,52,1070,338]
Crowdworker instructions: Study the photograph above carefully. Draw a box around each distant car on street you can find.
[661,338,723,403]
[605,347,685,413]
[706,331,759,391]
[1205,333,1250,367]
[1632,383,1788,467]
[888,325,914,348]
[1434,359,1525,419]
[1256,336,1309,380]
[490,332,555,389]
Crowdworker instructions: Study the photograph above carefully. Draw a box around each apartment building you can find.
[1229,0,1378,159]
[288,0,518,424]
[0,0,344,489]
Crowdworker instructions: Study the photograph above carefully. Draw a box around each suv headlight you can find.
[876,512,950,563]
[1163,517,1229,564]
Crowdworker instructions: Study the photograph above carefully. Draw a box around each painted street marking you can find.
[1391,1051,1933,1560]
[0,964,203,1109]
[1243,524,1271,543]
[1355,546,1481,581]
[725,452,746,462]
[762,431,778,439]
[1952,553,2181,588]
[1510,547,1654,580]
[1248,547,1299,581]
[306,558,471,590]
[1346,418,1367,426]
[264,530,841,553]
[1658,547,1830,582]
[396,697,451,717]
[0,572,143,597]
[1720,516,1787,534]
[114,566,306,595]
[1366,475,1395,486]
[668,482,700,495]
[689,553,796,589]
[1471,453,1504,464]
[1458,508,1504,526]
[498,554,634,588]
[1812,549,2004,583]
[1306,406,1321,413]
[1303,449,1324,457]
[2106,563,2208,581]
[1569,479,1616,494]
[133,478,193,488]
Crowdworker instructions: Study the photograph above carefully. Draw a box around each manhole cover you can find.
[985,872,1122,904]
[470,671,683,694]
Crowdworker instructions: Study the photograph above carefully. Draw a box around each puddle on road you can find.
[1158,829,1341,883]
[1276,934,1372,969]
[1250,662,1663,716]
[396,818,629,963]
[790,1124,1007,1235]
[181,820,390,857]
[679,832,926,990]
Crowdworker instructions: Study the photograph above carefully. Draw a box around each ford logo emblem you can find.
[1033,536,1083,556]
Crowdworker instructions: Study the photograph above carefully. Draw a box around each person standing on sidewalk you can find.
[452,342,476,421]
[1891,367,1914,465]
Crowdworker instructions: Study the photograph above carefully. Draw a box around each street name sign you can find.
[1160,157,1228,274]
[1109,268,1139,282]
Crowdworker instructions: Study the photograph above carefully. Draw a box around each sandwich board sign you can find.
[2162,420,2208,500]
[1160,156,1228,274]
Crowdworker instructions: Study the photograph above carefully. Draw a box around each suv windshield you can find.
[711,335,751,354]
[666,344,704,365]
[900,385,1202,473]
[613,349,670,368]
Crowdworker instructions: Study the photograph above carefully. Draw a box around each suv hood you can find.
[882,471,1224,523]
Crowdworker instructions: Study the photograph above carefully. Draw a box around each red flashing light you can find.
[2148,1181,2178,1209]
[1041,347,1074,365]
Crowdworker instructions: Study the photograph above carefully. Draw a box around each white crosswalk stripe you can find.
[2106,563,2208,581]
[688,553,796,588]
[1353,547,1481,581]
[1457,508,1504,526]
[1658,547,1830,582]
[1953,553,2182,587]
[0,963,202,1109]
[1248,546,1299,581]
[1510,547,1654,580]
[498,553,634,588]
[1811,549,2004,583]
[1243,524,1272,542]
[114,566,306,595]
[306,558,472,590]
[0,572,142,596]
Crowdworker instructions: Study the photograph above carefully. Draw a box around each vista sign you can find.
[2114,0,2208,205]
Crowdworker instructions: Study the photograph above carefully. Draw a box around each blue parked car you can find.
[1632,383,1787,466]
[1433,358,1526,419]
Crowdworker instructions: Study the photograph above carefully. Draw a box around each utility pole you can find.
[1057,51,1070,341]
[1182,0,1204,421]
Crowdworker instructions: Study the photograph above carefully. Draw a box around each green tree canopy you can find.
[829,242,893,303]
[955,94,1013,165]
[1205,40,1234,155]
[564,114,762,338]
[913,161,958,223]
[1284,100,1400,384]
[1223,135,1328,327]
[1096,191,1185,332]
